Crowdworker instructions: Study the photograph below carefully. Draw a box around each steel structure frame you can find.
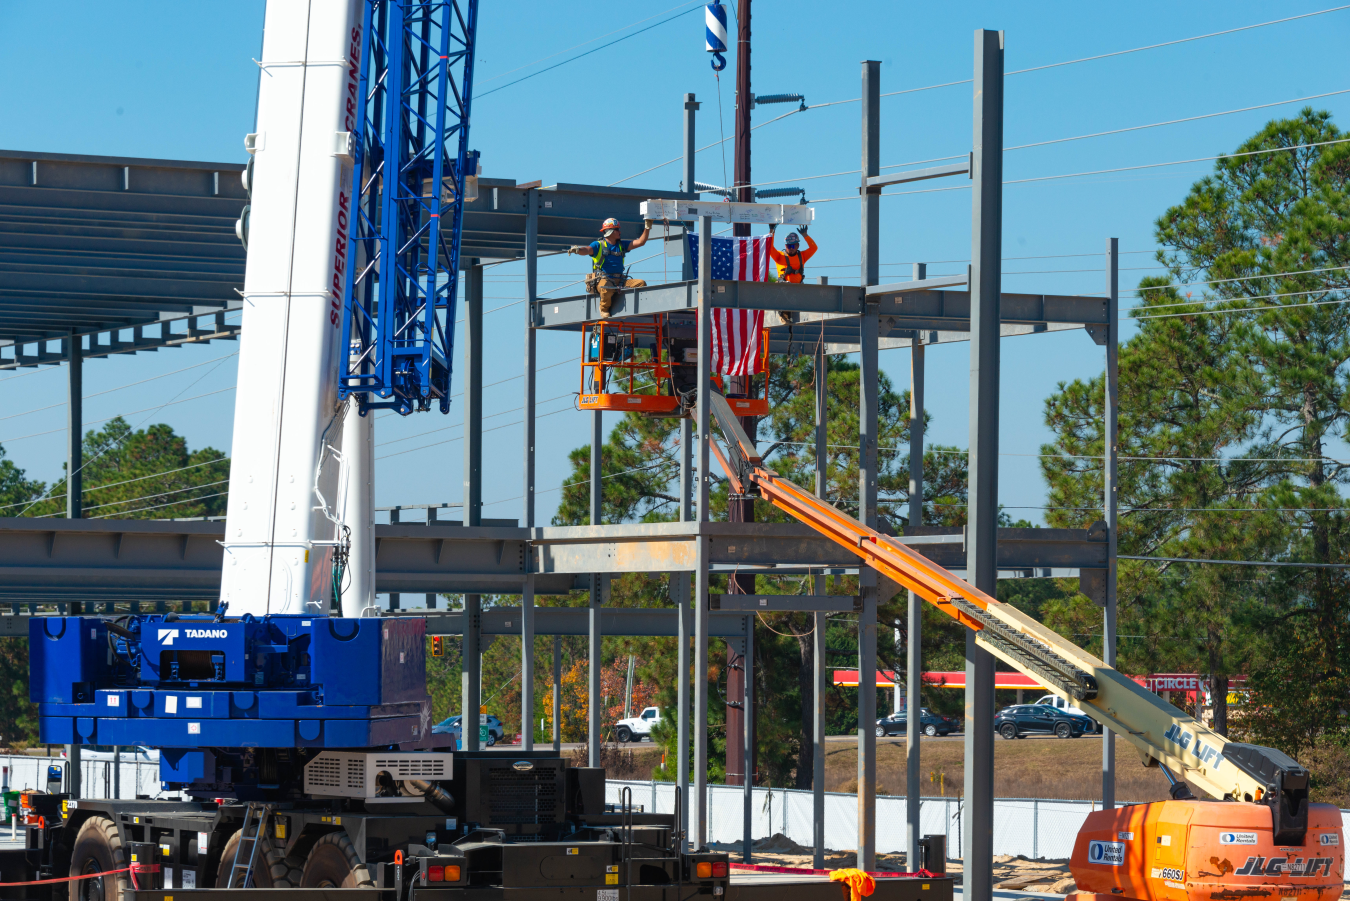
[340,0,480,414]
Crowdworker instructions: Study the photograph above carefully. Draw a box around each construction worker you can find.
[568,217,652,316]
[767,223,817,283]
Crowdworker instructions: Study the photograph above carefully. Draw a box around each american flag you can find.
[687,234,772,281]
[711,309,765,376]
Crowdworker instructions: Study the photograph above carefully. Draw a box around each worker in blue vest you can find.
[569,217,653,316]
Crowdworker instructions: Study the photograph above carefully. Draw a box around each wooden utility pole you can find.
[725,0,756,790]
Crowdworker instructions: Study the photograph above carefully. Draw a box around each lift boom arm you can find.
[706,390,1306,816]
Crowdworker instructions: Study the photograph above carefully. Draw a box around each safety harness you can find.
[591,238,626,275]
[781,248,804,279]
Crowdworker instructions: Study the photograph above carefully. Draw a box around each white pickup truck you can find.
[613,706,661,743]
[1034,694,1103,732]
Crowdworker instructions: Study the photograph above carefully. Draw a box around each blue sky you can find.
[1,1,1348,527]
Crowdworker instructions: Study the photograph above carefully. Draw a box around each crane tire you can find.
[216,829,301,888]
[300,831,375,889]
[69,816,129,901]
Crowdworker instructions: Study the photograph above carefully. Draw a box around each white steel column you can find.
[338,396,374,617]
[812,337,828,870]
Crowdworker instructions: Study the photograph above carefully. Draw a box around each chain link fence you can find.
[1,754,174,801]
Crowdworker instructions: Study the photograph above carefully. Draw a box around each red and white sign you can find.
[1141,674,1200,692]
[832,670,1046,690]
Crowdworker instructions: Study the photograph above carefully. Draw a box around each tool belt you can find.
[586,271,625,294]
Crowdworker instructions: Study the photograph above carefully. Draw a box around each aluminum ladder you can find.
[226,802,272,888]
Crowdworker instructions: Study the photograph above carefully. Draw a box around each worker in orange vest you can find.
[767,223,817,283]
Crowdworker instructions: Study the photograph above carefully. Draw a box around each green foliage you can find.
[1040,108,1350,766]
[0,419,229,748]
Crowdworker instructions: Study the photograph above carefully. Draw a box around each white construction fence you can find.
[607,780,1130,860]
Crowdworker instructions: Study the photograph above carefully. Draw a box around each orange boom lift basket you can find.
[578,316,771,416]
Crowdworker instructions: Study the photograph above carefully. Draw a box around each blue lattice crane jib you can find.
[339,0,480,416]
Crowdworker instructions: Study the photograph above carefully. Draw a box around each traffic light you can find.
[431,636,445,657]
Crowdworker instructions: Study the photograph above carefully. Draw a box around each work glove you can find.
[568,245,587,255]
[768,223,777,234]
[643,218,654,229]
[799,224,808,236]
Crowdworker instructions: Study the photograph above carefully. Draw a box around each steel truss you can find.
[341,0,479,414]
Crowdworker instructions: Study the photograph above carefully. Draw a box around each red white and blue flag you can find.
[711,308,765,376]
[687,234,772,282]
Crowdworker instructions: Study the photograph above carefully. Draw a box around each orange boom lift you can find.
[702,389,1341,901]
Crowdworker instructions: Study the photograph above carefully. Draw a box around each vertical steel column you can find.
[694,216,713,849]
[677,413,693,848]
[462,257,484,753]
[812,339,828,870]
[67,329,82,795]
[389,507,401,611]
[1102,237,1119,808]
[426,508,439,608]
[524,189,538,529]
[462,592,481,751]
[742,616,754,862]
[552,634,563,752]
[522,576,535,751]
[521,187,540,755]
[856,58,882,874]
[67,330,82,520]
[963,30,1004,901]
[589,410,603,767]
[464,261,483,526]
[907,262,927,870]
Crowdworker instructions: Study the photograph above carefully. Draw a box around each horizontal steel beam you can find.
[865,159,970,190]
[709,594,857,612]
[533,280,1108,332]
[0,517,1105,600]
[866,275,968,296]
[0,605,750,640]
[422,605,747,637]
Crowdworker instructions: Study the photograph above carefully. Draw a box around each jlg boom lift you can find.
[703,387,1342,901]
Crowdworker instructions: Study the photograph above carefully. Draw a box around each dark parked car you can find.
[432,714,505,746]
[994,704,1088,739]
[876,711,953,737]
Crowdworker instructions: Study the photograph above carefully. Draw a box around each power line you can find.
[810,137,1350,204]
[474,0,702,87]
[1005,88,1350,152]
[93,491,229,520]
[79,479,231,514]
[477,4,702,99]
[1120,554,1350,570]
[0,351,240,425]
[1006,5,1350,76]
[0,386,236,445]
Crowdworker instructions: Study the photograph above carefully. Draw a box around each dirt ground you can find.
[711,834,1077,891]
[824,735,1176,802]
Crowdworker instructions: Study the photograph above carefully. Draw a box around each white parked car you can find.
[613,706,661,743]
[1034,694,1102,733]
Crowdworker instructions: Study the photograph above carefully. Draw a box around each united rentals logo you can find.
[1220,832,1258,845]
[1234,857,1335,877]
[1320,834,1339,846]
[1088,841,1125,866]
